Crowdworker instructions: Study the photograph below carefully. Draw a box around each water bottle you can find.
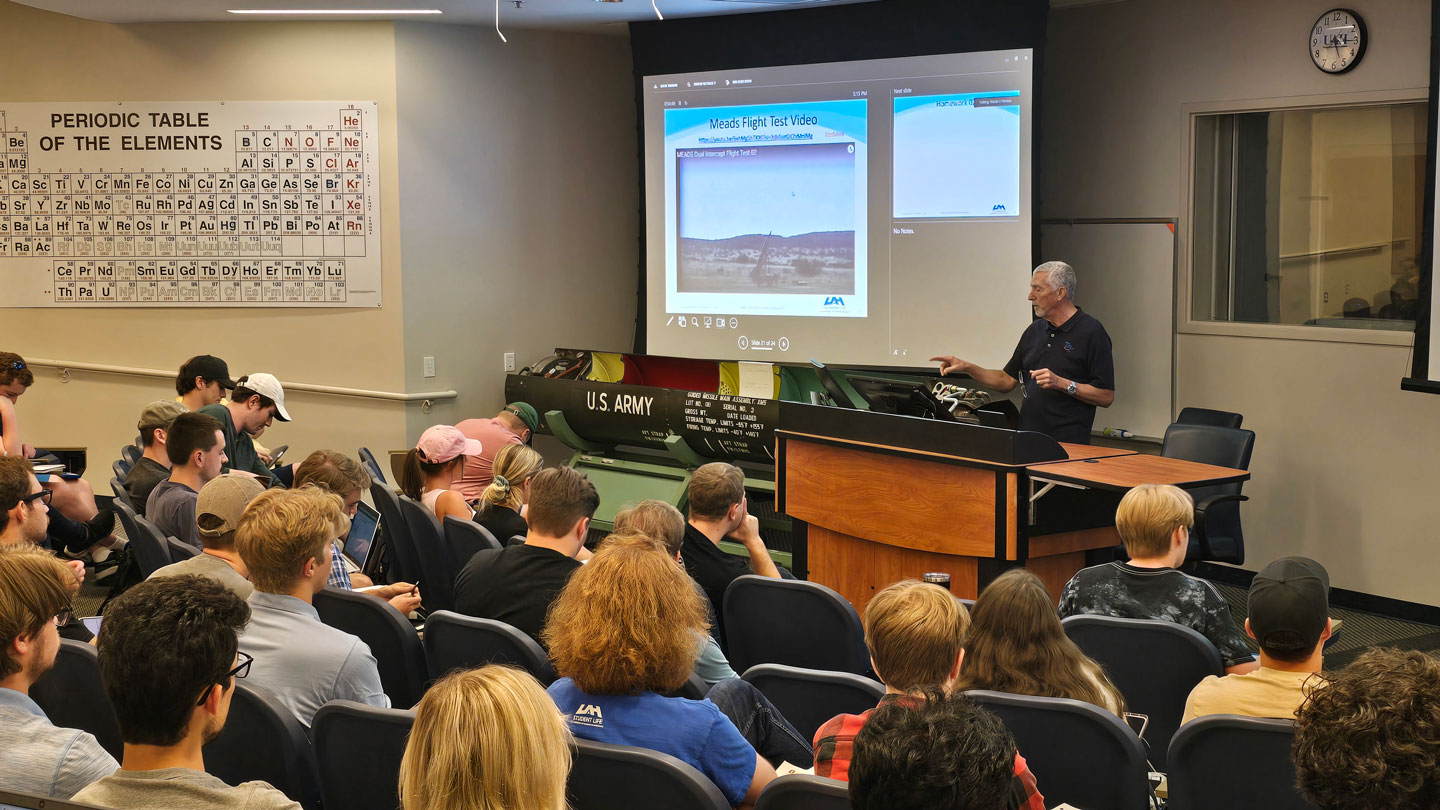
[1102,427,1133,439]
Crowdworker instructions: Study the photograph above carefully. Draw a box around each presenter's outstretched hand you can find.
[1030,368,1066,391]
[930,355,969,376]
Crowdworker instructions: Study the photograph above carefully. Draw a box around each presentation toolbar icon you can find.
[738,336,750,350]
[778,337,790,351]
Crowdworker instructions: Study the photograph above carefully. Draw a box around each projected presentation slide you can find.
[665,100,868,318]
[893,92,1021,219]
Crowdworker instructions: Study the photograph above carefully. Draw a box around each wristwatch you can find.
[1066,380,1078,396]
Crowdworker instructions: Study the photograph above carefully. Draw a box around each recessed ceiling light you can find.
[226,8,443,14]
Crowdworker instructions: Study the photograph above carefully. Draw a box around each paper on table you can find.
[738,362,774,399]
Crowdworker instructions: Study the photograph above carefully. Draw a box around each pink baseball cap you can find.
[415,425,483,464]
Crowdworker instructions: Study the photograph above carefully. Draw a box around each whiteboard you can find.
[0,101,380,307]
[1040,221,1175,439]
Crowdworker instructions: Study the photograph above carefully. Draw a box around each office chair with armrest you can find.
[1161,422,1256,565]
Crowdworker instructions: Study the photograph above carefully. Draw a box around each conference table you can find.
[774,403,1249,609]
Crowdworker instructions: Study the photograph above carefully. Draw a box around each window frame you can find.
[1179,89,1426,347]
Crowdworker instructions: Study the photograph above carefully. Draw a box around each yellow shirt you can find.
[1181,666,1321,725]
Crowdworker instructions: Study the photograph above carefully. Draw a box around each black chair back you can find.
[741,663,885,744]
[120,444,142,467]
[314,587,429,709]
[1168,715,1317,810]
[1162,423,1256,565]
[111,459,130,479]
[722,575,869,675]
[423,610,555,685]
[398,495,458,613]
[1162,423,1254,472]
[370,482,420,585]
[113,500,172,578]
[753,774,851,810]
[203,681,321,809]
[1176,407,1243,429]
[661,671,710,701]
[30,639,123,760]
[108,477,136,512]
[167,537,198,561]
[312,701,415,810]
[443,515,502,568]
[358,447,387,484]
[1062,614,1224,770]
[568,737,730,810]
[966,690,1150,810]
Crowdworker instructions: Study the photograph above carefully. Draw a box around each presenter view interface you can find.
[643,50,1034,369]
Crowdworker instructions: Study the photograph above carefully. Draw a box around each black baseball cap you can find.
[1247,557,1330,656]
[179,355,236,389]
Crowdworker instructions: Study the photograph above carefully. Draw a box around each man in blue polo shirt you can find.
[932,261,1115,444]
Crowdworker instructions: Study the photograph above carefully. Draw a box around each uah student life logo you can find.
[823,296,846,311]
[573,704,605,727]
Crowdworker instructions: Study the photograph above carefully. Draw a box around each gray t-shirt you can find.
[122,457,169,517]
[73,767,300,810]
[148,552,254,600]
[145,479,201,550]
[0,688,117,799]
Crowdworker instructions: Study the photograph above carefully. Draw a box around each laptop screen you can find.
[344,501,380,568]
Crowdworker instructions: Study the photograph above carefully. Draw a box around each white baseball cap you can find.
[238,372,291,422]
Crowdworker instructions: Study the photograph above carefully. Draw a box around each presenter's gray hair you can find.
[1034,261,1077,302]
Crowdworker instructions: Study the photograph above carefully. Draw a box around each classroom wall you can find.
[0,0,410,484]
[1044,0,1440,605]
[393,22,638,438]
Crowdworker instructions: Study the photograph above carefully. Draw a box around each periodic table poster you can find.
[0,101,381,307]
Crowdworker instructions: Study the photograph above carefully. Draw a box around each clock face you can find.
[1311,9,1366,74]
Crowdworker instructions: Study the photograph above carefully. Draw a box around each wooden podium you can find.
[775,403,1248,611]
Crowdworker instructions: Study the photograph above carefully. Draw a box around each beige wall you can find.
[1045,0,1440,604]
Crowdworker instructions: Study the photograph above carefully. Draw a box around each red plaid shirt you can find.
[812,705,1045,810]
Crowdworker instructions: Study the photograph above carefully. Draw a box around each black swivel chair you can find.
[722,575,870,676]
[312,701,416,810]
[1168,715,1318,810]
[358,447,387,485]
[370,482,421,585]
[203,681,322,809]
[741,663,885,744]
[568,737,730,810]
[398,494,458,613]
[753,774,851,810]
[423,610,556,685]
[443,515,502,568]
[1062,614,1225,770]
[167,537,198,561]
[966,690,1150,810]
[112,500,173,578]
[1176,406,1244,429]
[314,586,429,709]
[30,639,124,760]
[1161,422,1256,565]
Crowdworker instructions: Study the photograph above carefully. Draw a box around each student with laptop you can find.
[72,576,301,810]
[148,473,265,599]
[0,545,117,800]
[291,450,422,616]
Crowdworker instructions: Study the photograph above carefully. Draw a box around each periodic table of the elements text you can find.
[0,101,381,307]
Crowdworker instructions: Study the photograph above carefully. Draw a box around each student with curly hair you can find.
[399,665,571,810]
[956,568,1125,716]
[1293,647,1440,810]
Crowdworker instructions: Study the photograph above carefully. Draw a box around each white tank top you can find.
[421,487,474,518]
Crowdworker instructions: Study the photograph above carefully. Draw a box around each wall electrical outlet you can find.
[503,352,516,372]
[423,356,436,378]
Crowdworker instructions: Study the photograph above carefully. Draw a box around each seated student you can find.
[474,443,543,544]
[849,692,1021,810]
[123,400,188,516]
[72,576,301,810]
[681,462,784,647]
[453,467,598,646]
[148,473,265,599]
[146,411,227,551]
[291,450,422,616]
[401,425,481,524]
[399,665,572,810]
[814,580,1043,810]
[453,403,538,501]
[0,457,86,588]
[1182,556,1331,724]
[614,499,737,686]
[0,545,118,799]
[1058,483,1258,674]
[957,569,1126,716]
[199,373,290,485]
[175,355,236,412]
[234,487,389,725]
[545,537,781,808]
[1293,647,1440,810]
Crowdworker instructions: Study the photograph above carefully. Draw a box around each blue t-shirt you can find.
[548,677,756,806]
